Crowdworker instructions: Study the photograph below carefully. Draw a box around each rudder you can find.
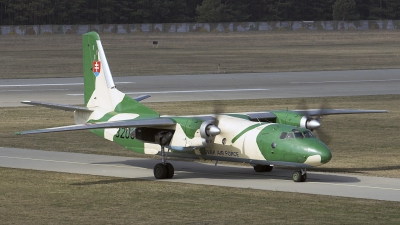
[82,32,158,117]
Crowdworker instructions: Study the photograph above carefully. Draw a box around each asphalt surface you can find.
[1,69,399,107]
[1,147,400,202]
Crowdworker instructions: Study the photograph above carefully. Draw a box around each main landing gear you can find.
[292,169,307,182]
[153,146,175,179]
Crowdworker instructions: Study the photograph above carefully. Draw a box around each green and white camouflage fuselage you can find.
[76,108,331,168]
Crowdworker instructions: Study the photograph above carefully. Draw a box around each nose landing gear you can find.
[292,169,307,182]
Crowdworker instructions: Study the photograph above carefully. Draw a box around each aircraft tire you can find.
[292,171,303,182]
[154,163,167,179]
[166,163,174,179]
[301,173,307,182]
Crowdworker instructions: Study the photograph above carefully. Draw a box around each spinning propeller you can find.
[297,99,332,145]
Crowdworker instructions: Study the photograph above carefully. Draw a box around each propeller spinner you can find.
[297,99,332,144]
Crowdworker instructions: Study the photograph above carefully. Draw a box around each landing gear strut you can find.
[153,146,174,179]
[292,169,307,182]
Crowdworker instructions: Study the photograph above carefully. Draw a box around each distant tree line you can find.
[1,0,400,25]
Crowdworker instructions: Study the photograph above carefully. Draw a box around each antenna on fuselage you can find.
[255,117,261,125]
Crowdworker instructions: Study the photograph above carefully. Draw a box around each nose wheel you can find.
[153,146,175,179]
[292,169,307,182]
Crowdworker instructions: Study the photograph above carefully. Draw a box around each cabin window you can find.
[287,133,294,139]
[280,132,287,139]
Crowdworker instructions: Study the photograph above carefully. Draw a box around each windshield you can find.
[280,130,315,139]
[294,131,303,138]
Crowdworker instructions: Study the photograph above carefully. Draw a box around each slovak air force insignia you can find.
[93,61,101,77]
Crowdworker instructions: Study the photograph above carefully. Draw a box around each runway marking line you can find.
[0,82,134,87]
[0,155,146,170]
[291,79,400,84]
[0,89,69,93]
[67,89,270,96]
[308,181,400,192]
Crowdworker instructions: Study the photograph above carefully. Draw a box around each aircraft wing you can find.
[292,109,388,116]
[16,117,176,135]
[243,109,387,120]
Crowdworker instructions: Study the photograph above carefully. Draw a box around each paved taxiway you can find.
[1,147,400,202]
[1,69,399,107]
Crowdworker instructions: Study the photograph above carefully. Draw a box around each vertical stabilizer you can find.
[82,32,158,117]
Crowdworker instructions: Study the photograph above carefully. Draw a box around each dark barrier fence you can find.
[1,20,399,35]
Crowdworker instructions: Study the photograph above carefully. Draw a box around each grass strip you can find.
[1,31,400,79]
[1,167,400,224]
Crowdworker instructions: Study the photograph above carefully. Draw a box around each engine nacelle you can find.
[200,120,221,146]
[272,111,320,130]
[167,117,221,148]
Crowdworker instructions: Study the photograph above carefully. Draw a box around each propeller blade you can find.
[314,127,332,145]
[297,98,332,144]
[313,98,332,144]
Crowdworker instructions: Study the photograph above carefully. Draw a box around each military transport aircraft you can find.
[17,32,387,182]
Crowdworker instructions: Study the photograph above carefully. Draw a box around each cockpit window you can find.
[303,130,315,138]
[281,130,315,139]
[294,131,304,138]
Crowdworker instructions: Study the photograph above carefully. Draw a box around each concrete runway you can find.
[1,147,400,202]
[1,69,399,107]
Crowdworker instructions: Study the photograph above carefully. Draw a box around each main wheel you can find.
[292,171,303,182]
[166,163,174,179]
[154,163,167,179]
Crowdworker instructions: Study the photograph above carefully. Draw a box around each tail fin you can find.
[82,32,158,116]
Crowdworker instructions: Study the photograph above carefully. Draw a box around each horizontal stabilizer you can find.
[17,117,176,135]
[21,101,93,112]
[134,95,151,102]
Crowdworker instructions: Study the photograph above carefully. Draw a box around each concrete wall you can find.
[1,20,399,35]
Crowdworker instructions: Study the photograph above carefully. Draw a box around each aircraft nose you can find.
[319,144,332,164]
[304,142,332,166]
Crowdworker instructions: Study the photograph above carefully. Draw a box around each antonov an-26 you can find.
[18,32,387,182]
